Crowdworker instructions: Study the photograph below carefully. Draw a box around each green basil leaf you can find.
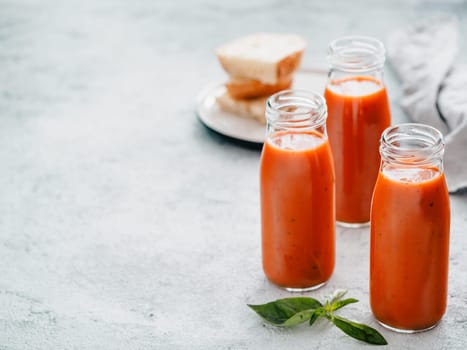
[331,315,388,345]
[282,309,316,327]
[248,297,323,326]
[331,298,359,312]
[309,307,324,326]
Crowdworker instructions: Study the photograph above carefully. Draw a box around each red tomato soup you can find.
[325,76,391,224]
[370,166,450,331]
[260,130,335,289]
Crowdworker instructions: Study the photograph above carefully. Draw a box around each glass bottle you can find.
[370,123,450,332]
[325,36,391,226]
[260,90,335,291]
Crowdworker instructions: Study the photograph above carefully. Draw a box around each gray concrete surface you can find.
[0,0,466,349]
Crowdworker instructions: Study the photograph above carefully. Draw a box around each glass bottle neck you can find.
[379,123,445,176]
[266,90,328,138]
[327,36,386,85]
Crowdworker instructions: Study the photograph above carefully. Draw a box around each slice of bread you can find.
[216,33,305,84]
[225,75,293,100]
[217,92,268,124]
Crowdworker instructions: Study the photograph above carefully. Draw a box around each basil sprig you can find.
[248,290,387,346]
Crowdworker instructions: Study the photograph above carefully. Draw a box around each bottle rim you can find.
[380,123,445,166]
[266,89,327,129]
[327,35,385,73]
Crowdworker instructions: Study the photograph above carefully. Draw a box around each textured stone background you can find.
[0,0,466,349]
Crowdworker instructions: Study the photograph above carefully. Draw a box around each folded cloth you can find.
[387,16,467,193]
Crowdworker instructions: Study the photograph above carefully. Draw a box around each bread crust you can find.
[225,76,293,100]
[215,33,306,123]
[277,51,303,79]
[216,33,305,84]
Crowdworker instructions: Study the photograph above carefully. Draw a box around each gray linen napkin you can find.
[387,16,467,193]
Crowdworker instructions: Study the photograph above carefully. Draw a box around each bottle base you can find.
[337,220,370,228]
[376,319,440,334]
[283,281,327,292]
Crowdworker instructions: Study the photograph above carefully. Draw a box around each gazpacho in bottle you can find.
[325,36,391,226]
[370,123,450,332]
[260,90,335,291]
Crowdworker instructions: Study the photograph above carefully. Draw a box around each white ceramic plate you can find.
[196,69,328,144]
